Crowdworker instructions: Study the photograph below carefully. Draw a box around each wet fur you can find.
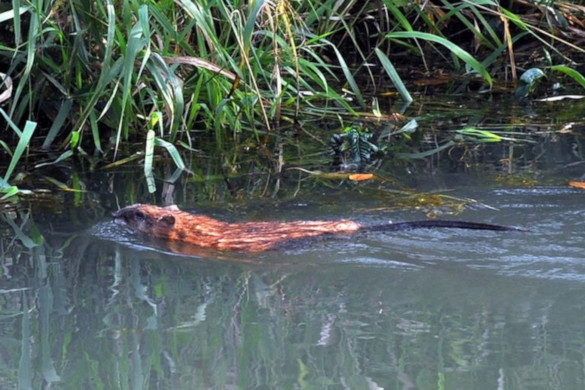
[113,204,524,252]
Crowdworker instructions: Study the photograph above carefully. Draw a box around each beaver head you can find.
[113,204,179,236]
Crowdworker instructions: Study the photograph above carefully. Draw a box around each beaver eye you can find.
[134,211,145,222]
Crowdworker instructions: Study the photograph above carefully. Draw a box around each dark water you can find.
[2,181,585,389]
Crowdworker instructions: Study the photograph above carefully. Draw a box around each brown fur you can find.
[113,204,361,252]
[113,204,525,253]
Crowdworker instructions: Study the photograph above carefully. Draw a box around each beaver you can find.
[113,204,525,253]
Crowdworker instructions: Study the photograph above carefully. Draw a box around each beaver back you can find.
[113,204,361,252]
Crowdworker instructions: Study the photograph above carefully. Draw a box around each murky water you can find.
[2,179,585,389]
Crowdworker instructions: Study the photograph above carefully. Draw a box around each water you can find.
[2,91,585,388]
[2,181,585,389]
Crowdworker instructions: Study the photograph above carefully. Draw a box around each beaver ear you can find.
[158,214,176,227]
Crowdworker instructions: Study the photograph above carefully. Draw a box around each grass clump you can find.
[0,0,584,197]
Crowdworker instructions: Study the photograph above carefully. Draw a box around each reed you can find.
[0,0,584,196]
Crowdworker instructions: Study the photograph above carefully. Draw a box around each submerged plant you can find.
[514,68,546,99]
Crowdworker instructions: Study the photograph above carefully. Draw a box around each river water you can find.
[2,180,585,389]
[2,96,585,388]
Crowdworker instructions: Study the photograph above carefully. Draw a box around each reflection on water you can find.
[2,186,585,389]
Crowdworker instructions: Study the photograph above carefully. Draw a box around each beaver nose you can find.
[112,209,127,222]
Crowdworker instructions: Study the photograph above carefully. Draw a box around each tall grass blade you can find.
[323,40,366,109]
[115,5,149,158]
[386,31,493,86]
[74,1,118,134]
[89,111,102,153]
[551,66,585,89]
[42,99,72,149]
[146,53,184,140]
[10,4,38,119]
[381,0,413,31]
[4,120,36,182]
[375,48,413,103]
[154,137,187,171]
[0,108,22,137]
[243,0,265,53]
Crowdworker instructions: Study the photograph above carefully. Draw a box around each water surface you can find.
[2,181,585,389]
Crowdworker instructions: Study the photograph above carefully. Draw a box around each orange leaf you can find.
[348,174,375,181]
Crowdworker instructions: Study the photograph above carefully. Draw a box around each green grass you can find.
[1,0,584,197]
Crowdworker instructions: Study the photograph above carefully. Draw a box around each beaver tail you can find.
[365,220,527,232]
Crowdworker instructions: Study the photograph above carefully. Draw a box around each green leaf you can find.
[456,128,502,143]
[551,65,585,89]
[322,39,366,109]
[42,99,73,149]
[375,48,412,103]
[154,137,186,171]
[4,120,36,182]
[145,130,156,193]
[0,185,20,200]
[35,150,74,168]
[243,0,265,53]
[70,131,80,149]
